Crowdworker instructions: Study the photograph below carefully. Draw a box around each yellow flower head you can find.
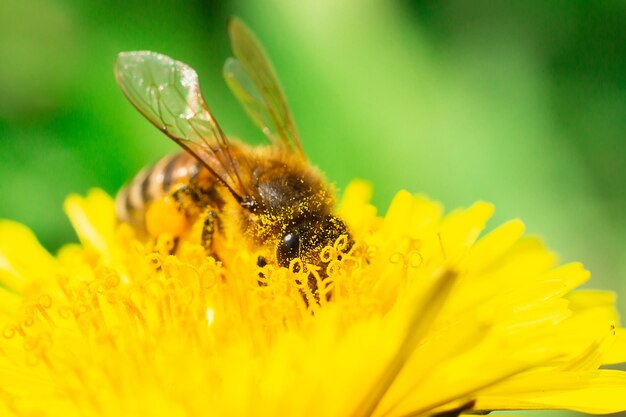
[1,181,625,417]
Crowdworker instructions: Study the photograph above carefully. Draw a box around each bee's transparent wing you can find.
[224,17,304,157]
[115,51,251,202]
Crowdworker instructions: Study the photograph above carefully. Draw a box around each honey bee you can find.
[114,18,350,274]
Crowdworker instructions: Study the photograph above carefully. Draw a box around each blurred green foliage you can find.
[0,1,625,313]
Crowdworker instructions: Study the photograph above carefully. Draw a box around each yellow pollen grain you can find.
[146,198,188,237]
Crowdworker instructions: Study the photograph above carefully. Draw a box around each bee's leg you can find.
[169,184,221,255]
[256,256,268,286]
[200,208,219,253]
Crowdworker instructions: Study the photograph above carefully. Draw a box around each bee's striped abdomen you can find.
[115,152,201,231]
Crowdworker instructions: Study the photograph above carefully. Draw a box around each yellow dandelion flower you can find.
[1,181,625,417]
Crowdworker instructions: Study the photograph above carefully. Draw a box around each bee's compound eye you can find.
[277,232,301,267]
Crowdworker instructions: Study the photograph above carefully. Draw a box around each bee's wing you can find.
[115,51,252,203]
[224,17,304,158]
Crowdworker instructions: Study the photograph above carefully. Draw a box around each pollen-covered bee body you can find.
[115,18,350,270]
[240,146,347,266]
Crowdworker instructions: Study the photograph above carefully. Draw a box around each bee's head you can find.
[275,214,350,269]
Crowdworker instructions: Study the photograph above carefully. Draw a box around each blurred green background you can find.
[0,1,624,315]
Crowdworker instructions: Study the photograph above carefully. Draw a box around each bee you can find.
[114,18,350,275]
